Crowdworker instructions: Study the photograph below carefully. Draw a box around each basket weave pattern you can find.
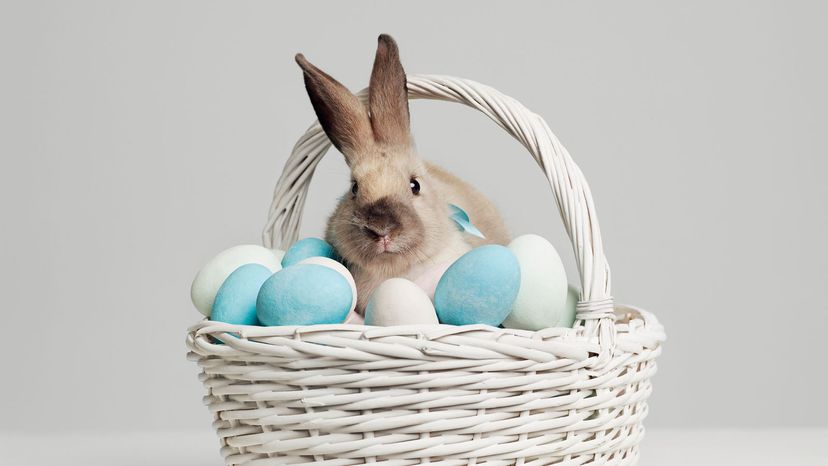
[187,75,665,465]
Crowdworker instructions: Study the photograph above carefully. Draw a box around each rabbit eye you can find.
[351,181,358,196]
[410,178,420,195]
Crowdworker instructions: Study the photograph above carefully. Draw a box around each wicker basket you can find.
[187,75,666,465]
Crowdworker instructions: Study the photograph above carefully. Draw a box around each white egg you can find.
[190,245,283,317]
[365,278,438,326]
[411,261,453,301]
[272,249,285,265]
[502,234,569,331]
[298,256,357,315]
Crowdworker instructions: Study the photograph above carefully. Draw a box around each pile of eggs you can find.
[191,238,358,327]
[191,234,578,331]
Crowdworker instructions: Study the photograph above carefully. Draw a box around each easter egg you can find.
[502,234,569,331]
[365,278,438,326]
[299,256,357,314]
[433,245,521,326]
[191,245,283,317]
[281,237,336,267]
[256,264,352,326]
[558,285,579,328]
[411,261,453,301]
[211,264,272,325]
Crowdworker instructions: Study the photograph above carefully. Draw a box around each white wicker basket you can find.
[187,75,666,465]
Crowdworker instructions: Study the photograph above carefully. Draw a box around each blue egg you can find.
[211,264,273,325]
[257,264,352,326]
[434,245,521,326]
[281,237,337,267]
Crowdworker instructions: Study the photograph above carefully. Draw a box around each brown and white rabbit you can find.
[296,34,509,313]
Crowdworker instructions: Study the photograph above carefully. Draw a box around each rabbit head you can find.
[296,34,458,274]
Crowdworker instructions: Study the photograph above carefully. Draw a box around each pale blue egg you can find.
[502,234,569,331]
[211,264,273,326]
[256,264,352,326]
[434,245,521,326]
[281,237,336,268]
[190,245,283,317]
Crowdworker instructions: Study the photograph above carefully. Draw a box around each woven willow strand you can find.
[189,75,666,465]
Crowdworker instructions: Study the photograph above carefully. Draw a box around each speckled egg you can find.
[256,264,352,326]
[502,234,569,331]
[211,264,272,325]
[281,237,336,267]
[365,278,438,326]
[191,245,283,317]
[433,245,521,326]
[411,261,453,301]
[299,256,357,315]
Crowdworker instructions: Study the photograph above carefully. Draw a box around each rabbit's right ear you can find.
[369,34,410,146]
[296,53,373,158]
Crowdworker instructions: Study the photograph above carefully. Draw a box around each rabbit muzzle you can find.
[357,197,408,253]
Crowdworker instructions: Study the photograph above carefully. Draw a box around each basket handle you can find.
[262,75,616,360]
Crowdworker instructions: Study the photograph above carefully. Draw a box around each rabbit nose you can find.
[364,225,392,239]
[360,198,401,237]
[363,218,399,239]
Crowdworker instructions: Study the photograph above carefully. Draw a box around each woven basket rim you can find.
[190,304,661,336]
[187,305,664,367]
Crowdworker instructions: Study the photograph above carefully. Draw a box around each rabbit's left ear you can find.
[369,34,411,146]
[296,53,373,158]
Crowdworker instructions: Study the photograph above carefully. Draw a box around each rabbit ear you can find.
[296,53,373,157]
[369,34,410,146]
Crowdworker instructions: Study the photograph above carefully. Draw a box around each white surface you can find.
[1,429,825,466]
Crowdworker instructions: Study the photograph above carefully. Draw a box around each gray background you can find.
[2,0,826,437]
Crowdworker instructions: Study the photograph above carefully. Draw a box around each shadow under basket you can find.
[187,75,666,465]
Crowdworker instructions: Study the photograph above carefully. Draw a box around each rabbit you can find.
[295,34,510,313]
